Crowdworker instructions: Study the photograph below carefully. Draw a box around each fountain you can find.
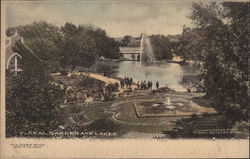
[162,94,176,110]
[146,93,174,109]
[140,33,155,64]
[163,94,171,106]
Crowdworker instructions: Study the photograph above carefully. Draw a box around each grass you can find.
[84,102,113,120]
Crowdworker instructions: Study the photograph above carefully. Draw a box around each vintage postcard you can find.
[1,0,249,158]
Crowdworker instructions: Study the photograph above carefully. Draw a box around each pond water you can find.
[93,61,200,92]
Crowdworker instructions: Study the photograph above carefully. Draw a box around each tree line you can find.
[7,21,120,74]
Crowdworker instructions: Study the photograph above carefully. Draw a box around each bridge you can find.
[119,47,141,61]
[119,47,141,53]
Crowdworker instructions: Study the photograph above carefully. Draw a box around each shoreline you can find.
[52,71,191,93]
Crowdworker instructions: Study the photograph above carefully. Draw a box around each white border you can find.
[0,1,249,159]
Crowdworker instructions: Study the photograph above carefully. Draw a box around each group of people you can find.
[137,81,152,90]
[65,73,163,103]
[137,81,159,90]
[119,76,161,91]
[120,76,133,88]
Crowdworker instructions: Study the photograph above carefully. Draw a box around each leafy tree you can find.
[61,23,98,70]
[189,2,249,121]
[101,37,120,59]
[24,38,61,73]
[12,21,64,48]
[7,21,64,73]
[6,75,64,137]
[150,34,173,60]
[121,35,133,46]
[60,23,120,71]
[177,26,206,61]
[78,24,120,59]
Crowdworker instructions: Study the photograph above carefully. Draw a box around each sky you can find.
[5,0,193,37]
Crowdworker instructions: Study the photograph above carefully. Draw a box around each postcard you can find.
[1,0,249,158]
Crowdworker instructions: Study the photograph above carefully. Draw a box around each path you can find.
[80,72,119,86]
[77,72,137,93]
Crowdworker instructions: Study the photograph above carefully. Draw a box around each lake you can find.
[93,60,200,92]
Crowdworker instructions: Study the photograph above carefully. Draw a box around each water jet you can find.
[140,33,154,64]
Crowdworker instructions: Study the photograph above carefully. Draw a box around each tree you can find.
[177,26,206,61]
[6,75,64,137]
[189,2,249,121]
[150,34,173,60]
[8,21,64,73]
[100,37,120,59]
[7,21,120,73]
[121,35,132,46]
[60,23,120,71]
[24,38,61,73]
[79,24,120,59]
[14,21,64,48]
[61,24,98,70]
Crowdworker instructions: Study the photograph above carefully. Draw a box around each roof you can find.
[5,32,23,66]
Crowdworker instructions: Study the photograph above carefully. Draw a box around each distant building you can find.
[5,31,23,75]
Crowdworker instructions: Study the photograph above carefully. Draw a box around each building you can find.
[5,31,23,75]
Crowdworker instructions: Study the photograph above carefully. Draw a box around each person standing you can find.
[137,54,140,61]
[125,78,128,88]
[147,81,150,89]
[187,87,191,96]
[137,81,140,89]
[114,82,119,91]
[120,80,124,88]
[156,81,159,90]
[144,81,147,89]
[149,81,153,90]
